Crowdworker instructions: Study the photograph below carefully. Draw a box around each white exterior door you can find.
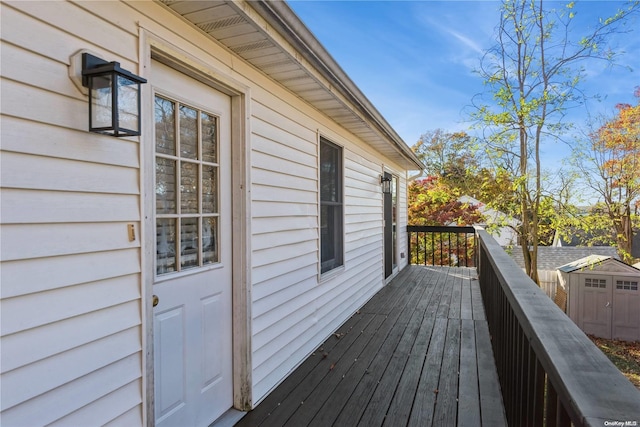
[579,276,611,338]
[151,61,233,427]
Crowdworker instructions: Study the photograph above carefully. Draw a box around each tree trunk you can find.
[618,212,633,263]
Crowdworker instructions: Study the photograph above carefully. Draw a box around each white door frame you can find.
[139,30,252,425]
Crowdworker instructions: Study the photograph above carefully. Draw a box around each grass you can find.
[589,335,640,390]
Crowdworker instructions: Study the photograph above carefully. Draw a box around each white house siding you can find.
[1,0,415,423]
[0,0,144,424]
[249,98,408,399]
[397,175,409,271]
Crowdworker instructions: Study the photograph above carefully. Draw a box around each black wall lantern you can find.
[380,173,392,194]
[81,53,147,137]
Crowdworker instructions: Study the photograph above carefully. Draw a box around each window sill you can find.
[319,265,345,283]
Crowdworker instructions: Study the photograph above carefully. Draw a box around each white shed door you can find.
[151,61,232,427]
[579,276,611,338]
[612,275,640,341]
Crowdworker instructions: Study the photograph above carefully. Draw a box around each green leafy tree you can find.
[472,0,638,282]
[412,130,485,197]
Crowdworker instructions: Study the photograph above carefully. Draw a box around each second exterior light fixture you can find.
[380,173,392,194]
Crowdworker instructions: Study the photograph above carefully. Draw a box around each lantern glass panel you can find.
[90,74,114,130]
[382,178,392,194]
[117,75,140,134]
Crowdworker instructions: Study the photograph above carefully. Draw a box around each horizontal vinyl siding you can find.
[2,0,414,420]
[250,98,320,398]
[0,1,142,424]
[249,98,402,400]
[398,174,410,270]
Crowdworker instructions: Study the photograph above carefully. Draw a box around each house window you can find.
[585,278,606,288]
[155,95,219,275]
[320,137,343,274]
[616,280,638,291]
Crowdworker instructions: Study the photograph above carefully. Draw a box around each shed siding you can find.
[1,0,414,422]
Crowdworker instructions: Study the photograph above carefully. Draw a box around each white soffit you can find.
[158,0,424,170]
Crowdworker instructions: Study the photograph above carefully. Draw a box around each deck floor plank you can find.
[432,318,461,425]
[329,271,435,426]
[407,317,447,427]
[236,266,506,427]
[458,318,481,426]
[237,310,374,426]
[300,273,431,427]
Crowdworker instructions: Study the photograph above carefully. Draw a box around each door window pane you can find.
[155,94,221,275]
[181,162,199,214]
[181,218,199,270]
[154,97,175,156]
[203,217,218,264]
[180,106,198,159]
[156,158,176,214]
[202,165,217,213]
[156,218,176,274]
[202,112,217,163]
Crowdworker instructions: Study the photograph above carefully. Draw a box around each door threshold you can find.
[209,409,246,427]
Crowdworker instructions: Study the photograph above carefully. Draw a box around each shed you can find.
[510,246,619,299]
[557,256,640,341]
[0,1,423,425]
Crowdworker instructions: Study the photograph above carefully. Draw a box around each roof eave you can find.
[242,0,424,170]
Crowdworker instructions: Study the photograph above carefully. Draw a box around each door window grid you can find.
[155,95,219,275]
[616,280,639,291]
[585,278,607,288]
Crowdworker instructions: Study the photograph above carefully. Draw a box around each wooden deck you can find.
[235,266,506,427]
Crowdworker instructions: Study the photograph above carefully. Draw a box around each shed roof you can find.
[509,246,619,271]
[158,0,424,170]
[558,255,640,274]
[557,255,613,273]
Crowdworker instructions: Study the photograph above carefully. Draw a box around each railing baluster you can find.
[406,226,476,268]
[546,380,558,427]
[471,227,640,427]
[431,231,434,265]
[532,357,545,426]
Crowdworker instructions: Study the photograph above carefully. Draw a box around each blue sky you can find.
[288,1,640,169]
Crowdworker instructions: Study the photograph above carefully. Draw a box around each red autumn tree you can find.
[575,88,640,262]
[408,176,484,226]
[408,176,485,265]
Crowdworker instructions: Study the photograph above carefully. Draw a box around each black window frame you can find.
[320,137,344,274]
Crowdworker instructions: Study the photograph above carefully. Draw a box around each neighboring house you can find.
[557,256,640,341]
[553,225,640,261]
[458,195,519,247]
[509,246,619,298]
[0,2,423,426]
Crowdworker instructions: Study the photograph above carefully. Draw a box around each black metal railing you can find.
[407,225,476,267]
[474,228,640,426]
